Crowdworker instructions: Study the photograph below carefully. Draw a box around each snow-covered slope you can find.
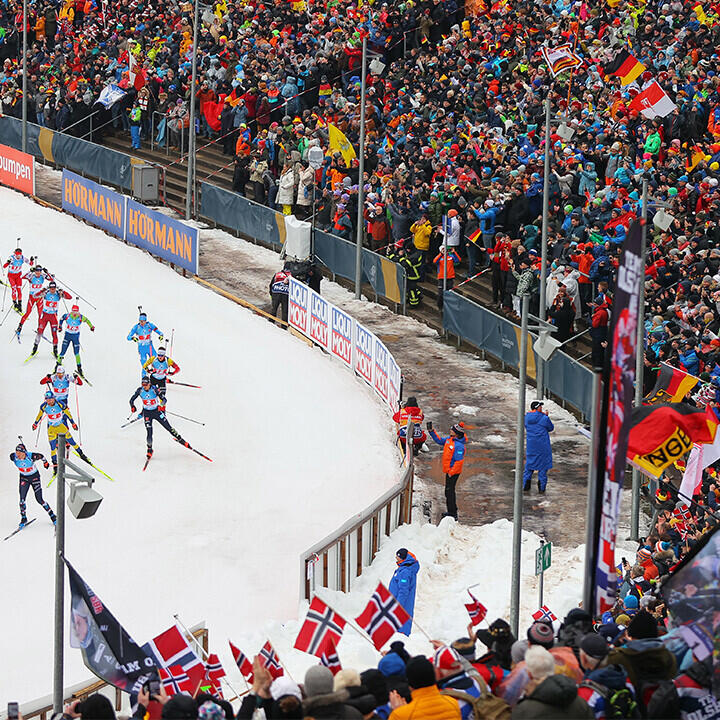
[0,189,399,703]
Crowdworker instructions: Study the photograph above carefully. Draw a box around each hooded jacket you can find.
[512,675,594,719]
[524,411,553,471]
[389,554,420,635]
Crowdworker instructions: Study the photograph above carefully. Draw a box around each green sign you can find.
[535,542,552,576]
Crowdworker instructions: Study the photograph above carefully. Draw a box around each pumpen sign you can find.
[0,143,34,195]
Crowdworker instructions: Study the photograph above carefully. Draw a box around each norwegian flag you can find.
[142,625,206,690]
[319,636,342,676]
[532,606,557,623]
[259,640,284,680]
[203,653,226,697]
[355,582,411,650]
[294,597,347,657]
[229,641,254,684]
[672,504,693,539]
[464,590,487,627]
[159,665,192,696]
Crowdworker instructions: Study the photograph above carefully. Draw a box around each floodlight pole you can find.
[53,435,67,714]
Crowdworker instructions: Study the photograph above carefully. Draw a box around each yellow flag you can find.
[694,2,708,23]
[327,123,357,168]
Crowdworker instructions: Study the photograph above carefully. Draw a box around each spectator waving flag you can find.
[229,641,254,684]
[355,582,411,650]
[159,665,192,696]
[603,50,645,86]
[259,640,284,679]
[540,45,582,78]
[464,590,487,626]
[319,636,342,676]
[629,81,677,119]
[532,605,557,622]
[294,596,347,657]
[142,625,206,690]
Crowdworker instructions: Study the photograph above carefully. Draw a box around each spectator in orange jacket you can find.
[433,246,460,310]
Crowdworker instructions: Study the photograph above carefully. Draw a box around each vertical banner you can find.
[330,305,354,368]
[309,289,330,351]
[0,142,34,195]
[289,276,311,335]
[374,337,389,402]
[388,355,401,411]
[355,321,374,386]
[592,220,643,615]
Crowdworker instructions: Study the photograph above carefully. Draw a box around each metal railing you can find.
[300,440,414,601]
[16,625,208,720]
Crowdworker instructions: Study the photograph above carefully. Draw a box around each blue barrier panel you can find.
[126,199,198,273]
[61,170,125,238]
[443,290,593,417]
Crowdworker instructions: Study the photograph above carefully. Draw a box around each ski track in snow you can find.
[0,189,399,703]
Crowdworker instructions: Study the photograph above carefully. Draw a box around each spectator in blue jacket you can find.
[523,401,554,493]
[679,340,700,376]
[388,548,419,636]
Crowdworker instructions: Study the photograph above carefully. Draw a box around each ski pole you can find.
[166,410,205,426]
[53,276,96,310]
[0,304,15,328]
[75,382,82,445]
[169,328,175,355]
[120,415,142,429]
[34,421,42,450]
[1,273,7,313]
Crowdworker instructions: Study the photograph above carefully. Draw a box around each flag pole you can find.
[185,0,200,220]
[313,589,379,651]
[630,176,649,541]
[173,613,244,700]
[354,33,367,300]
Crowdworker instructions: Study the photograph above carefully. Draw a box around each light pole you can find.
[53,436,103,714]
[185,0,200,220]
[308,145,324,261]
[354,34,367,299]
[21,0,27,152]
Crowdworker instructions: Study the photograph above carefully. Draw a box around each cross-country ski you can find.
[3,518,36,541]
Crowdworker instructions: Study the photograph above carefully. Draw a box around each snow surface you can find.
[0,189,400,703]
[449,405,480,417]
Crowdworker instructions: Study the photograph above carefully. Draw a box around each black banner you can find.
[66,559,154,692]
[590,219,644,615]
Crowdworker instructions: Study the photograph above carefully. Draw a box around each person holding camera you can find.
[523,401,554,493]
[427,421,466,520]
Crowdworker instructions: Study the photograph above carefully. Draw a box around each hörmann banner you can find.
[62,170,125,238]
[125,199,198,274]
[0,142,34,195]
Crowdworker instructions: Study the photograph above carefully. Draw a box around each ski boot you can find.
[76,448,91,465]
[15,322,22,336]
[146,445,153,459]
[19,517,28,529]
[53,344,59,359]
[76,362,83,378]
[30,342,38,356]
[52,462,58,477]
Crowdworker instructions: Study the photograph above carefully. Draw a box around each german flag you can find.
[603,50,645,86]
[644,363,699,404]
[628,403,718,478]
[468,228,482,245]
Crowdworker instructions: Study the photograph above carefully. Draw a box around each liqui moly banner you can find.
[289,277,311,335]
[288,278,401,413]
[331,306,353,368]
[374,337,389,403]
[309,290,330,351]
[355,321,374,386]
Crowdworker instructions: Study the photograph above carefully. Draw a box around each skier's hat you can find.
[157,346,166,355]
[139,312,147,319]
[71,304,79,312]
[56,365,65,374]
[141,376,151,384]
[15,443,26,453]
[45,391,54,399]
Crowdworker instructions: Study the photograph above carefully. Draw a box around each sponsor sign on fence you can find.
[126,200,198,274]
[288,277,401,412]
[0,142,34,195]
[62,170,125,238]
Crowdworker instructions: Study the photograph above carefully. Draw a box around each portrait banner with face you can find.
[66,559,154,692]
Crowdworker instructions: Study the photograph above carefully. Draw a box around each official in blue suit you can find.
[388,548,419,635]
[523,401,554,493]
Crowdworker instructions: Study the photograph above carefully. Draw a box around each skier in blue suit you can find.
[127,312,164,368]
[523,401,554,493]
[389,548,419,635]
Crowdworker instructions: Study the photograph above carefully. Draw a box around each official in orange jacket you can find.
[433,246,461,311]
[428,421,466,520]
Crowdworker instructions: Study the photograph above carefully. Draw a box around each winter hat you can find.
[596,622,625,645]
[627,610,658,639]
[389,640,411,664]
[405,656,436,689]
[76,695,115,720]
[198,701,225,720]
[396,548,409,561]
[527,621,554,649]
[360,669,389,705]
[270,676,302,701]
[305,665,334,697]
[615,613,631,626]
[452,422,465,436]
[580,632,609,660]
[433,645,462,670]
[333,668,361,691]
[511,639,529,664]
[637,548,652,562]
[161,695,197,719]
[623,594,639,610]
[476,618,514,649]
[378,651,406,678]
[451,637,476,660]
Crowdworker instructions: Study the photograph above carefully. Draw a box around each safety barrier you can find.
[301,454,414,601]
[442,290,594,419]
[17,626,208,720]
[199,182,407,307]
[0,116,134,190]
[60,169,199,274]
